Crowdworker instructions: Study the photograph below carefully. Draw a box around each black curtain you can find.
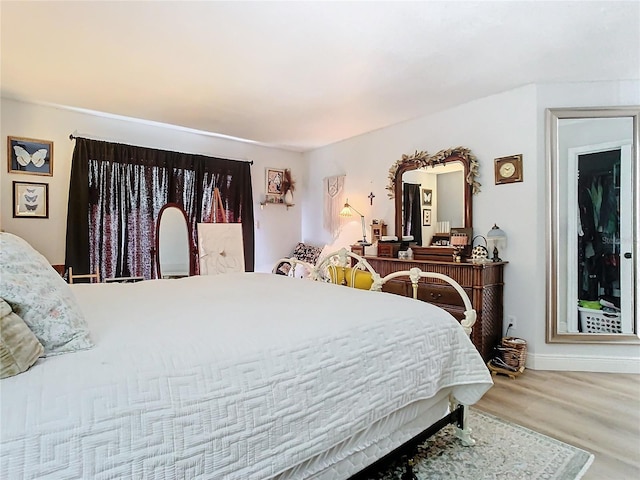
[402,182,422,246]
[65,138,254,279]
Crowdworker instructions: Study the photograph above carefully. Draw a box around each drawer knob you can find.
[429,292,442,300]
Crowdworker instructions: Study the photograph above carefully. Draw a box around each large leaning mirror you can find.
[155,203,195,279]
[546,107,639,344]
[390,147,479,247]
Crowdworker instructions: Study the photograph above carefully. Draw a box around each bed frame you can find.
[273,247,478,477]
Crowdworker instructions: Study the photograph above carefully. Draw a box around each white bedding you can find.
[0,273,492,479]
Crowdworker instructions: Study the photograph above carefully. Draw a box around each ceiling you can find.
[1,1,638,152]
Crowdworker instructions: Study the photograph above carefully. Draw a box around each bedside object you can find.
[450,232,468,262]
[340,199,371,246]
[370,222,387,244]
[487,224,507,262]
[471,235,489,263]
[494,154,523,184]
[377,242,400,258]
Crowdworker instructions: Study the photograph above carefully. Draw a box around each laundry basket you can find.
[578,307,622,333]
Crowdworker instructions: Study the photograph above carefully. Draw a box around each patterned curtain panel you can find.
[65,138,254,279]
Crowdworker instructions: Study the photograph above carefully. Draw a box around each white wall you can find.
[302,81,640,373]
[0,98,305,272]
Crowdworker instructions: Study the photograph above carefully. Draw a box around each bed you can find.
[0,233,493,479]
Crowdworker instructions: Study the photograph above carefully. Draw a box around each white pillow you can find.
[0,233,93,356]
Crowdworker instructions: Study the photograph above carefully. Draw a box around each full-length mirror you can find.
[546,107,639,344]
[155,203,195,279]
[391,147,478,246]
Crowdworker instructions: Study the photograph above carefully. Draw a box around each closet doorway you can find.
[569,144,633,333]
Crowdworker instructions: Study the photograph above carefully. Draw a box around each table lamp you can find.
[487,224,507,262]
[340,199,371,246]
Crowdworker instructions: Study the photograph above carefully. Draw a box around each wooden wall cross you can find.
[368,191,375,205]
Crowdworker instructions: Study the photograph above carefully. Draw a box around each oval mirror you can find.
[155,203,194,279]
[391,148,479,246]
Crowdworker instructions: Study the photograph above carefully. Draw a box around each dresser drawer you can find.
[415,283,471,308]
[377,243,400,258]
[381,278,409,296]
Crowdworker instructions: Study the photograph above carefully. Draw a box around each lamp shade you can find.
[486,224,506,262]
[338,199,370,245]
[487,224,507,245]
[340,203,353,217]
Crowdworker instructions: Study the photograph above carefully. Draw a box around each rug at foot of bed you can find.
[373,408,593,480]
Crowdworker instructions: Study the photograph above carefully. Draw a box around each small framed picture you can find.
[8,136,53,176]
[266,168,285,196]
[421,188,432,206]
[266,194,283,204]
[422,208,431,226]
[13,181,49,218]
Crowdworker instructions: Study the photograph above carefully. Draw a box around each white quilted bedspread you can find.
[0,273,492,479]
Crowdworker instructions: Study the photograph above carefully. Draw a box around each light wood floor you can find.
[474,370,640,480]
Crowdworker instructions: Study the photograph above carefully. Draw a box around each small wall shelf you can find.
[260,200,294,210]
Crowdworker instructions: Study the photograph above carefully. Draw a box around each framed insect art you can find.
[421,188,432,206]
[422,208,432,226]
[13,181,49,218]
[8,136,53,176]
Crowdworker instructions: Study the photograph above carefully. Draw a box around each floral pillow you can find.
[0,233,93,356]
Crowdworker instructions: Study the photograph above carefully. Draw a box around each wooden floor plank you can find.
[474,370,640,480]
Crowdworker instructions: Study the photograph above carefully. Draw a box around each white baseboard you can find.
[528,353,640,374]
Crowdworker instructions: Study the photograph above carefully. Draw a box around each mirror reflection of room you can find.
[401,163,464,247]
[548,111,637,341]
[569,123,633,335]
[577,151,623,327]
[157,205,191,279]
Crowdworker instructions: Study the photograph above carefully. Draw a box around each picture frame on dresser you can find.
[7,136,53,176]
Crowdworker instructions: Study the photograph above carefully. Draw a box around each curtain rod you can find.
[69,133,254,165]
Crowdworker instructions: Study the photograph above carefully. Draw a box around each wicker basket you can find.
[501,337,527,370]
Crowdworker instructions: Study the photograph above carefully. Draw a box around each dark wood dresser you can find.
[353,253,506,362]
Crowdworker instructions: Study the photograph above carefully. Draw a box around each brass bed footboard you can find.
[273,247,480,466]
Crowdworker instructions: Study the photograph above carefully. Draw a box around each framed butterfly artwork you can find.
[7,136,53,176]
[13,181,49,218]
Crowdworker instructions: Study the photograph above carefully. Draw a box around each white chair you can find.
[68,267,100,284]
